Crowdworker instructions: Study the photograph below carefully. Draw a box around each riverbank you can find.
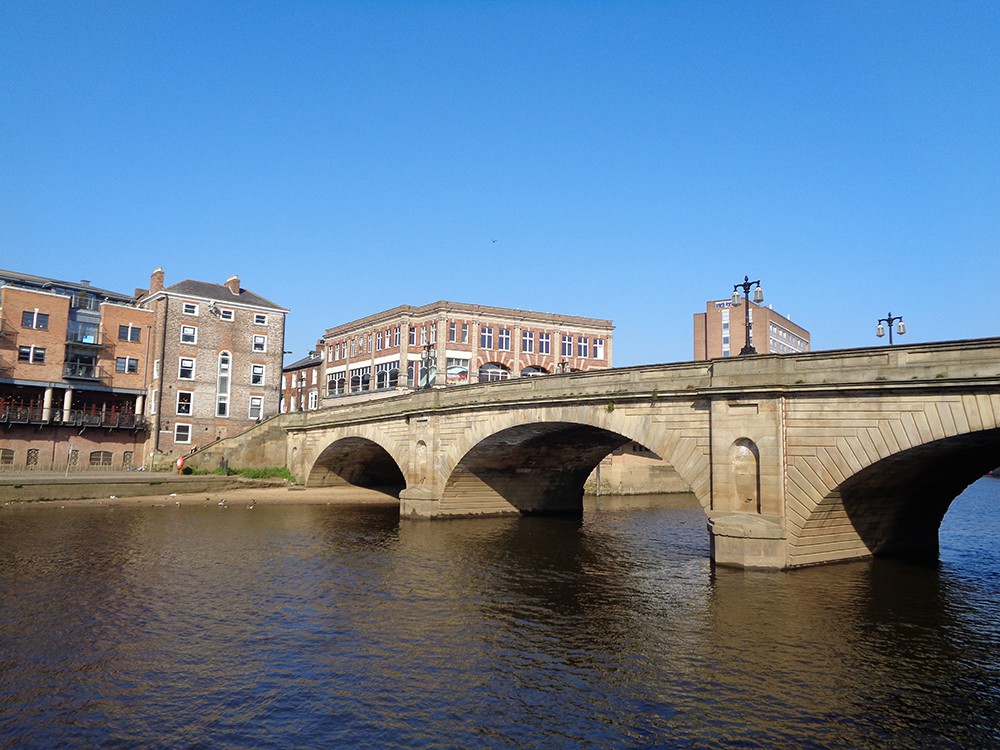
[0,472,399,508]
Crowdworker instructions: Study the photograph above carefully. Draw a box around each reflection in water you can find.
[0,484,997,749]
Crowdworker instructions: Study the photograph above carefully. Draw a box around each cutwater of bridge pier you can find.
[189,338,1000,570]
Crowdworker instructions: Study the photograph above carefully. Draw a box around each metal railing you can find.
[0,403,146,429]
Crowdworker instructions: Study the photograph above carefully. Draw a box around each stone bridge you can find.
[200,338,1000,569]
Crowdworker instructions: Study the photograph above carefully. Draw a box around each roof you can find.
[149,279,288,312]
[283,352,323,372]
[324,300,614,337]
[0,268,136,303]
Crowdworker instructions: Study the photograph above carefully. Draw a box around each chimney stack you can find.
[150,267,165,294]
[224,275,240,295]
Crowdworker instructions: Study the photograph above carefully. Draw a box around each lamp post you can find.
[731,276,764,355]
[876,313,906,345]
[421,343,435,389]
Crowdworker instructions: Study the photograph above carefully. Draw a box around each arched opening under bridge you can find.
[441,421,663,516]
[308,437,405,497]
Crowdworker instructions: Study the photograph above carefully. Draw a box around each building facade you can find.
[320,301,614,399]
[0,269,152,471]
[139,269,288,459]
[280,349,323,413]
[693,299,810,360]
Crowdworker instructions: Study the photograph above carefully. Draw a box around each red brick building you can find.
[0,270,152,471]
[320,301,614,399]
[694,299,810,360]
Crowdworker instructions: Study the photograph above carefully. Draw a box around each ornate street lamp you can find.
[421,343,435,388]
[731,275,764,355]
[876,313,906,345]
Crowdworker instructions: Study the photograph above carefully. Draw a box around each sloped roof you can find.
[155,279,288,311]
[283,352,323,372]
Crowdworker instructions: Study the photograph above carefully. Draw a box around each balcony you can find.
[0,403,146,430]
[63,362,106,381]
[66,323,102,346]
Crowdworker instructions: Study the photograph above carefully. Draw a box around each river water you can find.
[1,480,998,749]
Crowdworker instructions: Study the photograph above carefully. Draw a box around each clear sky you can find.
[2,1,997,366]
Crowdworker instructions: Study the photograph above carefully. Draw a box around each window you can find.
[179,357,195,379]
[219,308,234,321]
[254,313,268,325]
[521,365,547,377]
[18,346,45,363]
[561,335,573,357]
[409,327,416,345]
[479,362,510,382]
[115,357,139,373]
[249,396,263,420]
[376,330,384,350]
[0,448,13,466]
[182,302,198,315]
[498,328,511,351]
[251,364,265,385]
[480,326,494,349]
[522,331,534,353]
[308,391,318,410]
[153,359,160,379]
[89,451,113,467]
[176,391,192,415]
[461,323,469,343]
[593,338,605,360]
[539,333,551,355]
[118,325,141,342]
[577,337,589,357]
[180,325,197,344]
[449,322,457,342]
[217,351,231,417]
[393,327,401,346]
[174,424,192,444]
[21,311,48,330]
[446,357,470,385]
[252,335,267,352]
[150,389,158,415]
[420,327,427,345]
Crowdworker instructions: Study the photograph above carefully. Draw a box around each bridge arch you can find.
[434,404,709,516]
[788,393,1000,566]
[307,435,406,495]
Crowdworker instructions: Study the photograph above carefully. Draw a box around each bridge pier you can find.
[399,486,444,518]
[707,513,787,570]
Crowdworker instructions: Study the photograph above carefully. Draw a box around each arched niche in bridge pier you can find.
[730,438,761,513]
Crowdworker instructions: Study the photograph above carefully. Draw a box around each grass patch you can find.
[189,466,296,482]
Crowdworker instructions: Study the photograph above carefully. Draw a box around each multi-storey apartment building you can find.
[0,269,152,470]
[320,301,614,398]
[693,299,810,360]
[139,269,288,458]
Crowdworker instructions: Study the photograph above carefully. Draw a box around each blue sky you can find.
[2,1,997,366]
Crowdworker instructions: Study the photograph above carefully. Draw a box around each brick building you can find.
[319,301,614,399]
[280,349,323,413]
[0,269,152,470]
[693,299,809,360]
[138,269,288,459]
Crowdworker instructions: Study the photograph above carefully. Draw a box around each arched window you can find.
[520,366,548,377]
[216,351,231,417]
[479,362,510,382]
[89,450,113,467]
[388,368,399,388]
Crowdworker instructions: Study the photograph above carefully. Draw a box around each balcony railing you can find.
[0,404,146,430]
[63,363,106,381]
[66,324,102,346]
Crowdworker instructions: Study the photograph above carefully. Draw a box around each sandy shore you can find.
[2,484,400,509]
